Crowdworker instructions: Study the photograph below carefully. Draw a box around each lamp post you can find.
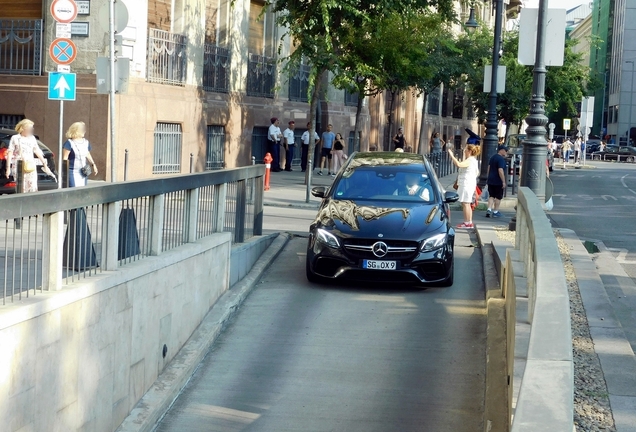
[478,0,504,188]
[520,0,548,201]
[465,6,479,32]
[600,70,608,135]
[627,60,635,144]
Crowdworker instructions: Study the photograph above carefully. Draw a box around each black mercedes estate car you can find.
[306,152,459,287]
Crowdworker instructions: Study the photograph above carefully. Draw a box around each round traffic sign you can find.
[49,38,77,65]
[51,0,78,24]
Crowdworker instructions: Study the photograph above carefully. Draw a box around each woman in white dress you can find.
[4,119,48,193]
[62,122,98,187]
[448,144,481,229]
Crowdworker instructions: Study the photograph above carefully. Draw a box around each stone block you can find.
[129,359,146,404]
[158,313,173,372]
[527,296,572,362]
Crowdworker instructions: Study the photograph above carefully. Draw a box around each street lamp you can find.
[627,60,634,144]
[464,7,479,33]
[478,0,504,188]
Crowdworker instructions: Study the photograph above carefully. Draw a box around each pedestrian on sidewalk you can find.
[486,145,508,218]
[448,144,480,229]
[282,121,296,172]
[4,119,48,192]
[268,117,283,172]
[300,122,320,172]
[318,124,335,176]
[562,138,572,168]
[331,133,347,176]
[430,132,444,167]
[573,137,582,165]
[393,127,406,151]
[63,121,98,187]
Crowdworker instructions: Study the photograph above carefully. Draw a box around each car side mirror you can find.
[311,186,326,198]
[444,191,459,203]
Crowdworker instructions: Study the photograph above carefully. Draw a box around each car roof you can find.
[0,128,52,152]
[350,151,425,165]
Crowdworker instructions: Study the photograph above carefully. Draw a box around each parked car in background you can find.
[0,128,58,194]
[306,152,459,288]
[591,145,620,161]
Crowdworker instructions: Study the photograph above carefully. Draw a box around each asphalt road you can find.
[548,161,636,276]
[549,160,636,353]
[155,235,486,432]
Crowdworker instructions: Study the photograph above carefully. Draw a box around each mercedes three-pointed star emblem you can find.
[372,241,389,258]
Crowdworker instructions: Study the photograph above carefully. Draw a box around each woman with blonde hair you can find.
[448,144,481,229]
[63,121,97,187]
[4,119,48,192]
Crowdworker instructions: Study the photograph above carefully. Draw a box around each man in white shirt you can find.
[393,172,431,200]
[300,122,320,172]
[282,121,296,171]
[268,117,283,172]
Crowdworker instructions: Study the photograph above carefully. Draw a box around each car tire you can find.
[628,156,635,163]
[305,256,325,284]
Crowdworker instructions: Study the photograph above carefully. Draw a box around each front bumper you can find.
[307,234,454,284]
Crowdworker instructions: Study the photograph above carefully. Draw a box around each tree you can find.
[462,30,591,137]
[269,0,457,199]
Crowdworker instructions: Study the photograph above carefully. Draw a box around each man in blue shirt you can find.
[486,145,508,218]
[318,124,335,175]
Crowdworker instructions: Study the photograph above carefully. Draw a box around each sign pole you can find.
[109,0,117,182]
[59,100,64,189]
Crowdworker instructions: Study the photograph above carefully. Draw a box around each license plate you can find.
[362,260,397,270]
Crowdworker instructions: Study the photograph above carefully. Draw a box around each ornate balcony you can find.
[147,28,187,86]
[203,44,230,93]
[0,19,42,75]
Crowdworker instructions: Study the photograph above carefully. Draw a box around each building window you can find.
[153,123,182,174]
[452,89,464,119]
[441,88,449,118]
[427,88,440,115]
[206,125,225,170]
[289,64,310,102]
[247,54,275,98]
[0,114,25,129]
[345,90,360,107]
[147,28,188,86]
[203,44,230,93]
[0,19,43,75]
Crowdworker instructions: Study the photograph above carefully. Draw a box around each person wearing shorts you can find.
[486,145,508,218]
[318,124,335,175]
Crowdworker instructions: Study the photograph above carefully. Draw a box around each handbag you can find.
[80,164,92,177]
[23,160,36,173]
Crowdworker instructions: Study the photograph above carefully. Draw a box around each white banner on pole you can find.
[518,8,567,66]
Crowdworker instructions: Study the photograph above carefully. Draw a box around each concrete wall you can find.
[230,234,277,287]
[0,233,231,432]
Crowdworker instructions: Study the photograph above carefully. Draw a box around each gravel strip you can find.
[492,225,616,432]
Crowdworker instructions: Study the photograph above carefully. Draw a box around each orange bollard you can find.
[264,152,273,191]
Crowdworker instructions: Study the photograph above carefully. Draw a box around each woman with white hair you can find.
[63,121,98,187]
[4,119,48,192]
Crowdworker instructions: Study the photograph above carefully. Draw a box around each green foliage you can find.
[461,30,591,128]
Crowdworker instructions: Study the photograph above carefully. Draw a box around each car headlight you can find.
[420,233,447,252]
[316,228,340,248]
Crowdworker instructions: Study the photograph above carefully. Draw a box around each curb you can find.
[115,233,290,432]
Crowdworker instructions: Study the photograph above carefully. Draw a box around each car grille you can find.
[342,238,419,260]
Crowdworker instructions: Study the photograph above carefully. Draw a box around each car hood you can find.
[313,198,446,240]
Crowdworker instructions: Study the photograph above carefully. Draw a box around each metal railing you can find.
[203,44,230,93]
[147,28,188,86]
[0,19,42,75]
[246,54,275,98]
[0,166,265,306]
[428,151,459,178]
[288,64,310,102]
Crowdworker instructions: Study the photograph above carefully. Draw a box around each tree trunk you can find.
[387,90,397,150]
[305,69,325,202]
[418,91,428,155]
[353,85,364,152]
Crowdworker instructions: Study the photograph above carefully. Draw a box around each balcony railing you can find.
[288,64,310,102]
[203,44,230,93]
[0,19,42,75]
[147,28,187,86]
[246,54,275,98]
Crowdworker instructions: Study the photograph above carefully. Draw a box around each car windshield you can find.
[331,166,435,202]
